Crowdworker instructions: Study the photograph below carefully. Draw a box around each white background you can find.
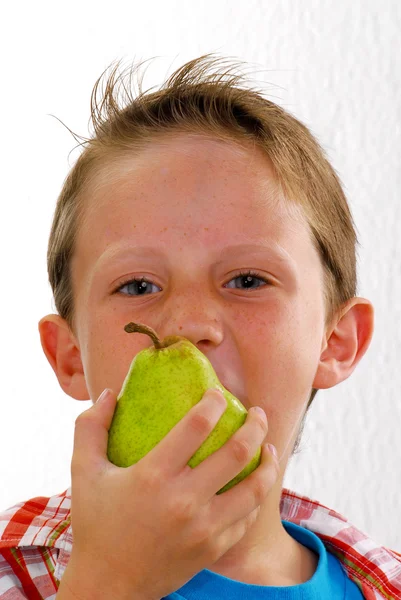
[1,0,400,550]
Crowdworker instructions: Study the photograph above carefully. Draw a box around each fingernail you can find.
[209,389,227,407]
[267,443,278,459]
[253,406,267,420]
[96,389,110,404]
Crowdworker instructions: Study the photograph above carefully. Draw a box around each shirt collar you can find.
[48,487,400,598]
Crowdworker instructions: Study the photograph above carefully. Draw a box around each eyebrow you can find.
[96,242,295,269]
[216,243,295,264]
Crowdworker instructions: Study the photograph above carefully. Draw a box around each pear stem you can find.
[124,322,163,349]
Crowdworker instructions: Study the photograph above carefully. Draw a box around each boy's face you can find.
[69,133,329,457]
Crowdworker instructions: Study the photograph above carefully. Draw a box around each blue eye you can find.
[117,277,161,296]
[225,270,270,290]
[115,270,271,297]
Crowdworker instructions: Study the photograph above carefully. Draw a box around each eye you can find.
[115,270,271,297]
[224,270,271,291]
[115,277,161,296]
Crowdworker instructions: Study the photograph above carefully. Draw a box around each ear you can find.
[38,314,90,400]
[312,297,375,390]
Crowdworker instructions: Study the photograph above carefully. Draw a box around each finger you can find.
[71,389,117,476]
[145,388,228,476]
[210,442,279,532]
[186,405,268,501]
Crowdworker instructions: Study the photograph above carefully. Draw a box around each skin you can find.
[39,132,374,586]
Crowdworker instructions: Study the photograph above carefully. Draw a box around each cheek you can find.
[242,302,322,409]
[78,310,133,401]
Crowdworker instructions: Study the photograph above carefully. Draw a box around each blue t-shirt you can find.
[166,520,364,599]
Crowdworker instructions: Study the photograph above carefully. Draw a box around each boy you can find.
[1,54,400,599]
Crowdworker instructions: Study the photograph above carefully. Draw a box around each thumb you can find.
[71,389,117,475]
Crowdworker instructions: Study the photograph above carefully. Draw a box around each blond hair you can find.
[47,54,359,453]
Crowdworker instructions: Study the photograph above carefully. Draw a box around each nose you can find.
[157,296,224,352]
[167,318,223,352]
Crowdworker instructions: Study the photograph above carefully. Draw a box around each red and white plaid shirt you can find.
[0,487,400,599]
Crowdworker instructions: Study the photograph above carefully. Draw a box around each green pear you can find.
[107,322,261,494]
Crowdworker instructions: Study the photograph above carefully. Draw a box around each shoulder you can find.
[281,488,401,600]
[0,489,72,598]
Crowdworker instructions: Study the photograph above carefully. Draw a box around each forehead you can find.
[73,133,316,275]
[80,133,307,233]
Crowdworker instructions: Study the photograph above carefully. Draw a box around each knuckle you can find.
[251,477,269,505]
[170,495,196,522]
[74,409,92,428]
[189,411,214,436]
[251,459,279,503]
[74,414,84,428]
[270,457,281,481]
[231,438,252,464]
[137,467,164,494]
[244,506,261,531]
[256,415,268,436]
[70,456,86,478]
[191,519,212,549]
[208,537,225,564]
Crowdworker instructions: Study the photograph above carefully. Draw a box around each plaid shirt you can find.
[0,487,400,599]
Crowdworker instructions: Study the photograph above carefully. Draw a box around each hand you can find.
[62,387,279,599]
